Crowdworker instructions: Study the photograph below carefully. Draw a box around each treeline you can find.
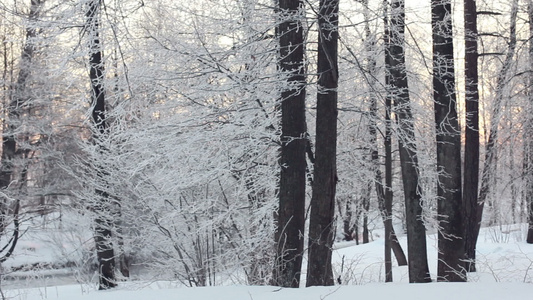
[0,0,531,289]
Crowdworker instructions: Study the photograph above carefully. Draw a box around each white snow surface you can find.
[2,222,533,299]
[5,282,530,300]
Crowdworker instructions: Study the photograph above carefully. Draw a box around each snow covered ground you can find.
[4,282,530,300]
[1,221,532,300]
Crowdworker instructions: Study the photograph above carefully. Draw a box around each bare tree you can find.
[86,0,117,290]
[463,0,480,273]
[0,0,45,262]
[306,0,338,287]
[272,0,308,288]
[386,0,431,283]
[431,0,466,282]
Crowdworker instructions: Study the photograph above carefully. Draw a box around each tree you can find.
[0,0,45,262]
[272,0,308,288]
[306,0,338,287]
[463,0,480,272]
[85,0,117,290]
[67,0,282,286]
[387,0,431,283]
[476,0,519,242]
[431,0,466,282]
[380,0,409,277]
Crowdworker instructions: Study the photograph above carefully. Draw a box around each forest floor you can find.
[1,217,531,300]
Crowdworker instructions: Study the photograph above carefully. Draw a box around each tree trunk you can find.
[462,0,480,273]
[386,0,431,283]
[374,1,408,276]
[306,0,339,287]
[343,201,354,241]
[431,0,466,282]
[272,0,307,288]
[86,0,117,290]
[362,184,370,244]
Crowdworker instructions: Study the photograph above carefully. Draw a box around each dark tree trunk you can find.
[360,0,400,265]
[375,2,408,274]
[117,224,130,278]
[463,0,480,273]
[86,0,117,290]
[306,0,339,287]
[343,202,354,241]
[386,0,431,283]
[431,0,466,282]
[362,185,370,244]
[272,0,307,288]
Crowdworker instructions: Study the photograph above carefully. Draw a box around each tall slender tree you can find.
[387,0,431,283]
[463,0,480,272]
[431,0,466,282]
[272,0,308,288]
[86,0,117,290]
[380,0,408,276]
[306,0,339,287]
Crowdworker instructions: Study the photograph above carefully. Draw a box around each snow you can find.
[4,281,531,300]
[2,223,533,300]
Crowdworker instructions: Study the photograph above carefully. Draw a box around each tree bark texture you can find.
[306,0,339,287]
[462,0,480,273]
[86,0,117,290]
[431,0,466,282]
[387,0,431,283]
[272,0,307,288]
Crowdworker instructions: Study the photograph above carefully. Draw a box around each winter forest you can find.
[0,0,533,295]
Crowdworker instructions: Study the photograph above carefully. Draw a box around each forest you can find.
[0,0,532,292]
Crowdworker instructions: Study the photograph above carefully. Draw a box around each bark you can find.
[431,0,466,282]
[369,1,407,282]
[375,1,392,282]
[372,86,409,273]
[306,0,339,287]
[362,185,370,244]
[86,0,117,290]
[272,0,307,288]
[463,0,480,272]
[386,0,431,283]
[343,201,354,241]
